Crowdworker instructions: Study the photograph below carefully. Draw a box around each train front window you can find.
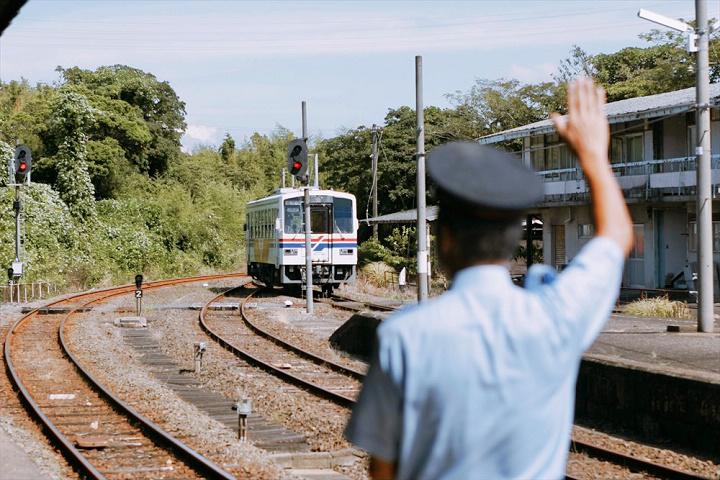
[311,206,330,234]
[333,198,353,233]
[284,201,303,234]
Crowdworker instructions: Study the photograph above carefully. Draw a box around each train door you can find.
[310,204,331,263]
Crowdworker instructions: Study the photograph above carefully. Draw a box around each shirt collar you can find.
[450,264,514,292]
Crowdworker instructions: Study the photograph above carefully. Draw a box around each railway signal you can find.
[135,274,143,315]
[13,145,31,185]
[287,139,308,180]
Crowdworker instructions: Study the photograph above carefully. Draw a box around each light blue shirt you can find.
[344,237,625,480]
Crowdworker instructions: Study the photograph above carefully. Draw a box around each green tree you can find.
[557,23,719,102]
[319,106,472,242]
[219,133,236,164]
[232,127,294,195]
[48,90,96,219]
[56,65,187,185]
[446,78,566,137]
[0,79,56,161]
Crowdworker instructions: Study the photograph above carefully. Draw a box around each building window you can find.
[624,224,646,287]
[578,224,594,238]
[529,135,545,171]
[611,133,643,164]
[688,221,720,252]
[687,125,696,157]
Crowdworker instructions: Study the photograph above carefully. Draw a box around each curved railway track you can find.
[5,275,241,480]
[203,284,716,480]
[199,284,363,408]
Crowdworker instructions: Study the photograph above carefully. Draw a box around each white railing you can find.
[537,154,720,201]
[2,281,57,303]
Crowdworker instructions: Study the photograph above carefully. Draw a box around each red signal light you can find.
[18,163,27,171]
[292,161,302,171]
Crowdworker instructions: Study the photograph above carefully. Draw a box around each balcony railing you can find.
[537,154,720,203]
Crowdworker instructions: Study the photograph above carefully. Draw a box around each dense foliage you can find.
[0,23,716,289]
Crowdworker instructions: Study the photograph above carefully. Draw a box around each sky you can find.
[1,0,716,152]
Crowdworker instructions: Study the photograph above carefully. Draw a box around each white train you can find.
[246,187,358,293]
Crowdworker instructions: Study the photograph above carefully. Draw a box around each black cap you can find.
[427,142,543,214]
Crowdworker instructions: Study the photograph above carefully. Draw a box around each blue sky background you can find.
[1,1,715,151]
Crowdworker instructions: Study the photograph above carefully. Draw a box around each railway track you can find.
[568,430,716,480]
[199,284,363,408]
[209,285,716,480]
[4,275,241,480]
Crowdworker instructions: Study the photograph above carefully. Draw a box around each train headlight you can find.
[284,249,298,255]
[339,248,354,255]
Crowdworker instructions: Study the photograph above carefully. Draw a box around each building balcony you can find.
[536,154,720,205]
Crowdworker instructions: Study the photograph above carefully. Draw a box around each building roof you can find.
[366,205,439,224]
[479,83,720,145]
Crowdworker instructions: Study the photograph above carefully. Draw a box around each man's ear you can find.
[438,224,458,276]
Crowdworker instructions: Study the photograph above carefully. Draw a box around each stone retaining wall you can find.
[575,357,720,457]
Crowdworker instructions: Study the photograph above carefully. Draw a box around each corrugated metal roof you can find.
[365,205,439,224]
[479,83,720,145]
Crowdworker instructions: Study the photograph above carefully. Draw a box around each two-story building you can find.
[479,84,720,291]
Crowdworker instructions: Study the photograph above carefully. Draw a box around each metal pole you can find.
[695,0,713,332]
[301,101,313,313]
[302,101,308,141]
[14,186,21,262]
[415,56,429,302]
[314,154,319,188]
[371,124,379,240]
[304,187,313,314]
[526,215,535,269]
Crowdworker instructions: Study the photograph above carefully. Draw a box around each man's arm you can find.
[370,456,395,480]
[551,77,633,256]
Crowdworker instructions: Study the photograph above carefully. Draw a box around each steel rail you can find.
[237,285,364,379]
[59,279,239,480]
[570,439,715,480]
[199,284,356,408]
[4,274,243,480]
[327,292,397,312]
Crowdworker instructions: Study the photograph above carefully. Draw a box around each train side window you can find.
[333,198,353,233]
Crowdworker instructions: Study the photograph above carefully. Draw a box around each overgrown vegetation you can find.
[622,295,693,319]
[1,24,716,290]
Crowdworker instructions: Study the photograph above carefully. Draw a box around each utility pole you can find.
[694,0,713,333]
[302,101,313,314]
[415,56,429,302]
[638,2,717,332]
[371,124,379,240]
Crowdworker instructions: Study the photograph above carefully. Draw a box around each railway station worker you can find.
[344,77,633,480]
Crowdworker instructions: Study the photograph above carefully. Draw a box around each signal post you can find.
[7,144,32,299]
[287,118,312,313]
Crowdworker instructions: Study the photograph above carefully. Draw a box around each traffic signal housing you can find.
[13,145,31,185]
[287,139,308,180]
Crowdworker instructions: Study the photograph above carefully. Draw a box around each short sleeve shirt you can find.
[344,237,625,480]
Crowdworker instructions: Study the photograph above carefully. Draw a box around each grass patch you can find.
[622,295,693,319]
[361,262,396,287]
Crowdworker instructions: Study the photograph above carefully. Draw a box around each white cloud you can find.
[508,62,558,84]
[182,125,220,152]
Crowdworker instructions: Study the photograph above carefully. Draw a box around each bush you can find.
[358,237,390,267]
[358,226,424,275]
[622,295,692,319]
[361,262,395,287]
